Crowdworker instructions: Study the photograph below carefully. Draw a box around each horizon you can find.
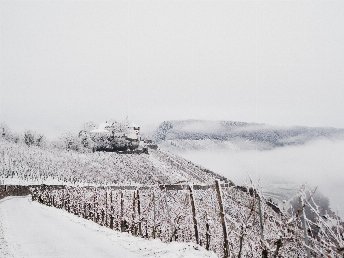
[1,0,344,137]
[2,117,344,140]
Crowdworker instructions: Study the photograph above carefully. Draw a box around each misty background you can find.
[153,120,344,216]
[173,139,344,216]
[1,0,344,216]
[1,0,344,137]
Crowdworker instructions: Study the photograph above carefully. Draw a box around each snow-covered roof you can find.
[90,121,140,134]
[126,132,138,140]
[90,128,109,133]
[129,123,140,128]
[90,122,111,133]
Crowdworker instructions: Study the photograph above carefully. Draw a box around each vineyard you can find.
[27,182,317,258]
[1,138,344,257]
[0,139,227,185]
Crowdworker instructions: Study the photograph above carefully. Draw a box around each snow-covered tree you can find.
[0,123,20,143]
[23,130,46,147]
[60,132,82,151]
[154,121,173,142]
[296,187,344,257]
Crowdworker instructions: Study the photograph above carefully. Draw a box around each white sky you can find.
[1,0,344,137]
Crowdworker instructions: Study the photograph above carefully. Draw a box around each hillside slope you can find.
[0,139,228,185]
[1,140,342,257]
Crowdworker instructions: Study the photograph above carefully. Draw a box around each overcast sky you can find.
[1,0,344,137]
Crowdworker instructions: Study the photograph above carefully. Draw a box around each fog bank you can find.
[178,139,344,216]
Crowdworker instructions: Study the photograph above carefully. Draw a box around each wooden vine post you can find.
[120,191,125,232]
[300,196,311,258]
[93,189,97,223]
[152,192,157,239]
[104,189,107,226]
[109,190,114,229]
[188,185,200,245]
[83,191,87,219]
[205,219,211,250]
[132,191,137,235]
[258,194,268,258]
[163,186,173,239]
[215,180,230,258]
[137,189,142,236]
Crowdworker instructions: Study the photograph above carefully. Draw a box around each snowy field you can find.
[0,139,224,186]
[0,196,216,258]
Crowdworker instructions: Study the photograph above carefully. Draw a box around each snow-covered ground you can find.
[0,196,216,258]
[0,139,222,185]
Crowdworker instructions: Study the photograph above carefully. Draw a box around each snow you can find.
[0,196,216,258]
[0,139,221,185]
[90,128,109,133]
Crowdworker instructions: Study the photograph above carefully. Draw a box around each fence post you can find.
[163,187,173,240]
[93,190,97,223]
[215,180,230,258]
[115,191,119,230]
[132,191,137,235]
[300,196,311,258]
[258,194,268,258]
[152,192,156,239]
[105,189,108,227]
[137,189,142,236]
[258,195,264,240]
[120,191,125,232]
[205,213,211,251]
[188,185,200,245]
[120,191,124,219]
[61,189,64,209]
[83,202,86,219]
[109,190,114,229]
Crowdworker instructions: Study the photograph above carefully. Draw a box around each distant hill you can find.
[154,120,344,151]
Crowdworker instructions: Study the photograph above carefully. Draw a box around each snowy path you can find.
[0,197,215,258]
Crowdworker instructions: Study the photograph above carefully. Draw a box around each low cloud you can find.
[178,139,344,216]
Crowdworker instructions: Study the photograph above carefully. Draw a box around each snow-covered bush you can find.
[23,130,46,147]
[0,123,20,143]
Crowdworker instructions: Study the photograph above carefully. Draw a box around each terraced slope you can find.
[0,139,229,185]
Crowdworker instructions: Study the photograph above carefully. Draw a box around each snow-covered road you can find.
[0,197,215,258]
